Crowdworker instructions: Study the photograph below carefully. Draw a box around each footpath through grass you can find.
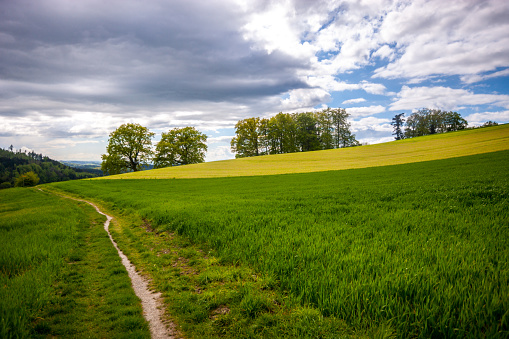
[0,188,150,338]
[51,150,509,338]
[108,124,509,179]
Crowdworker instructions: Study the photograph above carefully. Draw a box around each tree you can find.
[15,171,40,187]
[482,121,498,127]
[331,108,359,148]
[230,118,260,158]
[391,113,405,140]
[101,123,155,175]
[154,127,207,168]
[404,109,468,138]
[315,108,334,149]
[295,112,320,152]
[444,111,468,131]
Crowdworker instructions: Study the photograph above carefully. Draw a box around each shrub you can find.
[15,171,40,187]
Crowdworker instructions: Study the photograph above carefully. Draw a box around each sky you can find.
[1,0,508,162]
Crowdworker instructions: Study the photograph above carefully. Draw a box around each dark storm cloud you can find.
[0,0,309,115]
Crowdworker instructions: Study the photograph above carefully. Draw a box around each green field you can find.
[3,126,508,338]
[49,148,509,338]
[0,188,149,338]
[107,124,509,179]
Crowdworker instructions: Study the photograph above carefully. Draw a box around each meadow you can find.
[109,124,509,179]
[49,149,509,338]
[0,188,150,338]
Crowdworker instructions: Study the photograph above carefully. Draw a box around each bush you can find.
[15,171,40,187]
[0,182,12,189]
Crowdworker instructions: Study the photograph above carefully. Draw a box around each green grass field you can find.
[0,188,150,338]
[50,149,509,338]
[105,124,509,179]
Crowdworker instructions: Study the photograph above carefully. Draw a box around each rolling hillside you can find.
[103,124,509,179]
[11,124,507,338]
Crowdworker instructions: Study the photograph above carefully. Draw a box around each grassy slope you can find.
[0,188,150,338]
[50,150,509,338]
[104,125,509,179]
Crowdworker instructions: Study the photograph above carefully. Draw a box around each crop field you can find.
[106,124,509,179]
[0,188,149,338]
[50,149,509,338]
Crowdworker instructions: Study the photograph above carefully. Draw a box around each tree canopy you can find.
[154,127,207,168]
[101,123,155,175]
[231,108,359,158]
[404,109,468,138]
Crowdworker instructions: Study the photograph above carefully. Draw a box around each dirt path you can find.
[42,189,175,339]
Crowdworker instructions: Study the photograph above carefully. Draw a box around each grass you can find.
[0,188,150,338]
[102,124,509,179]
[49,150,509,338]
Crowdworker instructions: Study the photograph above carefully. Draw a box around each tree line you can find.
[0,147,98,189]
[101,124,207,175]
[230,108,360,158]
[391,108,469,140]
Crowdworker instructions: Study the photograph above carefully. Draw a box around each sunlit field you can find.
[51,150,509,338]
[102,124,509,179]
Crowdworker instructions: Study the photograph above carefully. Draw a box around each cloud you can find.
[205,145,235,162]
[346,105,385,118]
[342,98,366,105]
[464,111,509,125]
[461,68,509,84]
[280,88,331,111]
[390,86,509,111]
[207,135,235,143]
[374,0,509,82]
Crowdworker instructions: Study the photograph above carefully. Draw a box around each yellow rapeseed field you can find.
[100,124,509,179]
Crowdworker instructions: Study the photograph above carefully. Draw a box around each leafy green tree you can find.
[268,112,298,154]
[101,123,155,175]
[331,108,359,148]
[391,113,405,140]
[14,171,40,187]
[154,127,207,168]
[405,109,468,138]
[444,111,468,131]
[315,108,334,149]
[295,112,320,152]
[230,118,260,158]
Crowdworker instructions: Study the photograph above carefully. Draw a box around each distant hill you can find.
[60,160,103,175]
[0,149,100,189]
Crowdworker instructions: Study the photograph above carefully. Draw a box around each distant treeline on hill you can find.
[231,108,360,158]
[0,147,100,189]
[391,108,470,140]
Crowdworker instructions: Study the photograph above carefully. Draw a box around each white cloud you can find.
[207,135,234,143]
[390,86,509,111]
[372,44,396,61]
[346,105,385,117]
[374,0,509,82]
[205,145,235,162]
[461,68,509,84]
[342,98,366,105]
[280,88,331,111]
[464,111,509,125]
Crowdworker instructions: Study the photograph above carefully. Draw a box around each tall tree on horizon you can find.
[391,113,405,140]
